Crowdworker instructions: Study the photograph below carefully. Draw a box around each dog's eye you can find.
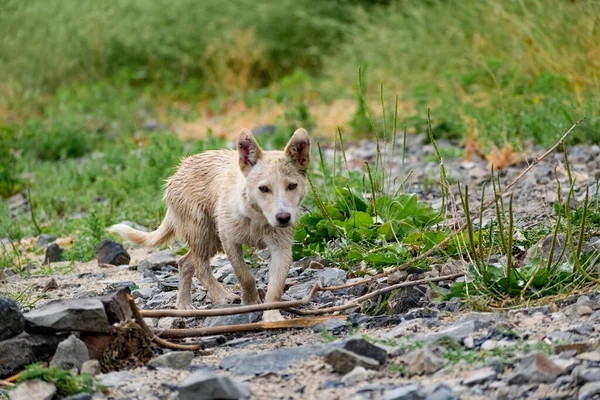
[259,186,270,193]
[287,183,298,191]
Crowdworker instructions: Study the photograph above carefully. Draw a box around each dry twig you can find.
[155,315,347,338]
[141,284,319,318]
[290,273,465,315]
[128,295,202,351]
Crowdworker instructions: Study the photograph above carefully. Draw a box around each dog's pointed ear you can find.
[285,128,310,172]
[238,128,263,174]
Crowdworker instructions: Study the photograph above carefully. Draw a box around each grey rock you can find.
[341,366,369,384]
[42,278,58,292]
[146,291,178,308]
[425,384,458,400]
[579,382,600,400]
[313,318,347,335]
[421,318,493,343]
[317,268,347,287]
[324,348,381,374]
[138,250,177,272]
[0,297,25,341]
[177,371,251,400]
[8,379,56,400]
[50,335,90,371]
[148,351,194,370]
[99,371,136,387]
[132,288,154,299]
[81,359,101,375]
[576,367,600,382]
[404,346,446,376]
[143,119,159,131]
[0,333,67,378]
[508,352,563,384]
[284,282,315,300]
[97,239,130,266]
[462,367,497,386]
[204,312,261,328]
[43,243,63,264]
[36,234,56,249]
[157,317,185,330]
[342,338,388,365]
[220,345,329,375]
[383,384,425,400]
[356,383,387,393]
[577,352,600,362]
[24,298,111,333]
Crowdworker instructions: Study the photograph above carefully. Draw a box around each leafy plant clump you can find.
[15,363,106,397]
[294,187,443,269]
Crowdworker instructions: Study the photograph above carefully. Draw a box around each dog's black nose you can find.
[276,212,291,225]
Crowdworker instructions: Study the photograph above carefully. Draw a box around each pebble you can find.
[177,371,251,400]
[147,351,194,370]
[8,379,56,400]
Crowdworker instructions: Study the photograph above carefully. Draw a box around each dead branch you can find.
[290,272,465,315]
[502,117,584,194]
[128,295,202,351]
[140,284,319,318]
[154,315,346,338]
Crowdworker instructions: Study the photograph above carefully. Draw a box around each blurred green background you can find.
[1,0,600,247]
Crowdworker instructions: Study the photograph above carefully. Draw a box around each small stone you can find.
[50,335,90,371]
[36,234,56,249]
[80,359,101,375]
[324,348,381,374]
[577,352,600,362]
[8,379,56,400]
[24,298,111,334]
[97,239,130,266]
[382,384,425,400]
[313,318,347,335]
[132,288,154,299]
[0,297,25,341]
[158,317,186,330]
[462,367,497,386]
[425,383,458,400]
[42,278,59,293]
[317,268,347,287]
[421,319,493,343]
[177,371,251,400]
[577,306,594,317]
[579,382,600,400]
[204,312,261,328]
[138,250,177,272]
[148,351,194,370]
[143,119,159,131]
[508,352,563,384]
[555,343,590,355]
[43,243,63,264]
[342,338,388,365]
[404,347,446,376]
[98,371,136,387]
[341,366,369,384]
[0,333,67,378]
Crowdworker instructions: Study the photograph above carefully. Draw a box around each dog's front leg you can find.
[223,242,261,305]
[262,239,293,322]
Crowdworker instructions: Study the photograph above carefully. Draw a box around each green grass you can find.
[14,363,106,397]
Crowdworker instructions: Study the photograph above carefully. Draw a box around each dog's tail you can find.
[108,211,176,248]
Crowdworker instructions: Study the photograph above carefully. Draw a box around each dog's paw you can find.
[212,291,240,305]
[262,310,285,322]
[176,301,196,310]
